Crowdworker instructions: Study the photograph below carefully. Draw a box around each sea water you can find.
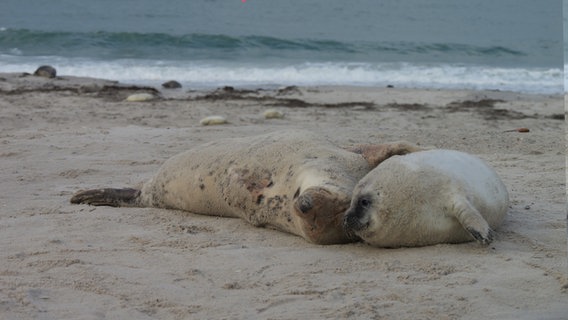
[0,0,564,93]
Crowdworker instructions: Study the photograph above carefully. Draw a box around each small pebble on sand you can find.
[125,93,156,102]
[200,115,228,126]
[263,109,285,119]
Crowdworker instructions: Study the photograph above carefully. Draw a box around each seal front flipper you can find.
[343,141,426,168]
[70,188,141,207]
[452,196,493,245]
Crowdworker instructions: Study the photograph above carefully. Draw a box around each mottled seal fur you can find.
[344,149,509,247]
[71,130,424,244]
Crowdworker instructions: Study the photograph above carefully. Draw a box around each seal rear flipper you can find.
[452,196,493,245]
[70,188,141,207]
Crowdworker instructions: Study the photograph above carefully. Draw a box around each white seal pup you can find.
[344,149,509,247]
[71,130,424,245]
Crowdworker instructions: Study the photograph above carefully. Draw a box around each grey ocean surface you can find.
[0,0,564,93]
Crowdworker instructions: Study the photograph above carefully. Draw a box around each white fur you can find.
[345,149,509,247]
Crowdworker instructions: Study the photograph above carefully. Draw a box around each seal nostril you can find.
[297,194,313,213]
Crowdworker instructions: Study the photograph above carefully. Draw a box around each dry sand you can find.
[0,72,566,319]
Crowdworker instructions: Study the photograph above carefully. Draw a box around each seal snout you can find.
[343,194,373,231]
[343,208,367,233]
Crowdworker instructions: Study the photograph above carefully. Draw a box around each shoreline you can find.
[0,72,563,110]
[1,70,564,97]
[0,72,566,319]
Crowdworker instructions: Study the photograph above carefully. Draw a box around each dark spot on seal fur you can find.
[267,195,286,213]
[256,195,265,205]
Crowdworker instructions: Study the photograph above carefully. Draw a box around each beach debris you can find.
[34,65,57,78]
[503,128,530,133]
[162,80,182,89]
[386,102,428,111]
[263,109,285,119]
[200,115,228,126]
[125,93,156,102]
[195,86,260,101]
[445,99,532,120]
[547,113,565,120]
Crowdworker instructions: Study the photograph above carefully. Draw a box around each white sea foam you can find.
[0,55,563,94]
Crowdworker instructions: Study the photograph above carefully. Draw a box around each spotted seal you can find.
[71,130,423,244]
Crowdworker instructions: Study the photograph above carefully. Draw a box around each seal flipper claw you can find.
[70,188,141,207]
[466,227,494,245]
[453,196,493,245]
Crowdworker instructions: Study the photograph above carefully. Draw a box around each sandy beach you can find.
[0,72,566,319]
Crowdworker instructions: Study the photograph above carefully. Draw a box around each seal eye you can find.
[358,197,372,209]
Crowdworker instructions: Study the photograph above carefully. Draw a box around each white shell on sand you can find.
[125,93,155,102]
[263,109,285,119]
[200,115,228,126]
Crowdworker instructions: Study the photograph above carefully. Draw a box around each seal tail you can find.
[70,188,141,207]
